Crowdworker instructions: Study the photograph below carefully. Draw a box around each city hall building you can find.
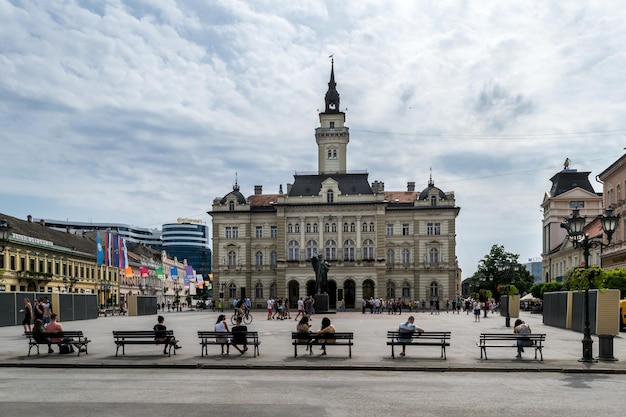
[210,63,461,310]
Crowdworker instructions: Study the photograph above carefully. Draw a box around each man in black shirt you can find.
[153,315,181,354]
[231,316,248,354]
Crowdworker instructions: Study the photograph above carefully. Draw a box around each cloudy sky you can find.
[2,0,626,277]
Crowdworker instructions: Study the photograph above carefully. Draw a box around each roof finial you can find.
[324,56,340,113]
[233,172,239,191]
[429,167,434,186]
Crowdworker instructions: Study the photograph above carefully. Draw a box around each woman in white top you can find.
[215,314,230,355]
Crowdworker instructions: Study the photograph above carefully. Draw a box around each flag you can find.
[96,233,104,265]
[185,265,194,287]
[140,267,149,278]
[124,267,133,277]
[156,267,164,280]
[170,267,179,280]
[103,232,128,268]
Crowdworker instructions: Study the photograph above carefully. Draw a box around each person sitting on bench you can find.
[153,315,182,354]
[231,316,249,354]
[397,316,424,357]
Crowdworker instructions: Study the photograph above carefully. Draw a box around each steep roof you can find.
[288,173,373,197]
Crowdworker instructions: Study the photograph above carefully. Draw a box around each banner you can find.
[96,233,104,265]
[185,266,194,287]
[124,267,133,277]
[104,232,128,269]
[170,267,179,280]
[156,267,164,280]
[140,267,149,278]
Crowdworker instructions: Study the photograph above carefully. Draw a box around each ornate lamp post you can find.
[497,261,519,327]
[561,208,618,362]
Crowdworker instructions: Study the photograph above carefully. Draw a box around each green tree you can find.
[469,245,534,301]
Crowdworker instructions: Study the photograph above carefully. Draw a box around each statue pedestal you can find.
[314,293,329,313]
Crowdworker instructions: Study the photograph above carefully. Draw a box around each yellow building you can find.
[209,62,461,310]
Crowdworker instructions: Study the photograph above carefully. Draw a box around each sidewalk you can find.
[1,309,625,373]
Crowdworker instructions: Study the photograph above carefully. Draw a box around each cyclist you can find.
[235,298,249,319]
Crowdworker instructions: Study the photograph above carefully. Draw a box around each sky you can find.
[2,0,626,278]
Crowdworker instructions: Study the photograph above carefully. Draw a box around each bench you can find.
[25,331,90,357]
[386,331,451,359]
[112,330,179,357]
[291,332,354,358]
[478,333,546,360]
[197,331,261,357]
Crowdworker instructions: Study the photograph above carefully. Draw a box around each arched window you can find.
[306,240,318,259]
[430,282,439,298]
[332,223,337,232]
[229,201,234,211]
[306,223,311,233]
[294,223,300,233]
[327,149,332,159]
[387,249,394,265]
[228,283,237,298]
[430,248,439,264]
[325,240,337,260]
[255,282,263,299]
[362,222,368,232]
[369,222,375,232]
[350,223,356,232]
[288,240,299,261]
[287,223,293,233]
[430,196,437,207]
[386,281,395,299]
[343,223,349,232]
[228,250,237,266]
[402,281,411,298]
[270,282,277,298]
[344,239,355,261]
[324,223,330,233]
[402,249,410,265]
[327,190,334,203]
[255,251,263,266]
[270,251,277,267]
[313,223,319,233]
[363,239,374,259]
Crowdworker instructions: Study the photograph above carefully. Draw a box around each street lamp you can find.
[497,261,519,327]
[477,274,493,318]
[0,219,12,252]
[561,208,618,362]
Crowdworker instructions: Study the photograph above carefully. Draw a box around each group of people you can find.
[32,313,87,354]
[213,314,249,355]
[265,297,291,320]
[296,315,336,355]
[20,297,53,333]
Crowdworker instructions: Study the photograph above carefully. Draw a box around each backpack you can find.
[59,343,75,354]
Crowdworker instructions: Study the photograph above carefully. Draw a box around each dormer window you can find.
[430,196,437,207]
[329,121,335,128]
[327,189,334,203]
[229,201,235,211]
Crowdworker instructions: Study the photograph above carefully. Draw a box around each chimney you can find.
[39,219,46,226]
[254,185,263,195]
[27,215,33,222]
[287,183,292,194]
[407,182,415,192]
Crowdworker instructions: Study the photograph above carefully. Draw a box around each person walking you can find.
[473,300,481,322]
[294,297,305,321]
[20,298,33,333]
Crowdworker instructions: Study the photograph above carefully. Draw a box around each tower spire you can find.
[324,56,340,113]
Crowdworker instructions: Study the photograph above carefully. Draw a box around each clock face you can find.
[329,102,336,110]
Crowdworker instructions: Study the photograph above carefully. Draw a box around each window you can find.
[343,223,349,232]
[288,224,293,233]
[306,223,311,233]
[402,224,409,236]
[402,249,410,265]
[429,248,439,264]
[327,149,332,159]
[255,251,263,266]
[331,223,337,232]
[232,227,238,238]
[402,282,410,298]
[569,201,584,209]
[295,223,300,233]
[362,222,368,232]
[325,223,330,233]
[229,201,234,211]
[270,283,277,298]
[387,249,394,265]
[306,240,318,259]
[270,251,277,267]
[369,222,375,232]
[350,223,356,232]
[427,222,441,235]
[228,250,237,266]
[430,282,439,297]
[255,282,263,299]
[330,121,335,129]
[430,196,437,206]
[225,227,232,238]
[313,223,318,233]
[255,226,263,238]
[325,240,337,260]
[386,282,395,299]
[386,224,393,236]
[228,283,237,299]
[288,240,300,261]
[327,190,334,203]
[363,239,375,259]
[270,226,277,238]
[344,239,355,261]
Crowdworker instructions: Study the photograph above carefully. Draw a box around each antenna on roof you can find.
[233,172,239,192]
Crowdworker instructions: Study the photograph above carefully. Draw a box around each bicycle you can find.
[231,310,253,325]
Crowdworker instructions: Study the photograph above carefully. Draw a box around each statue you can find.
[310,254,330,295]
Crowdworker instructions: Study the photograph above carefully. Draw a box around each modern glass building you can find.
[161,221,212,291]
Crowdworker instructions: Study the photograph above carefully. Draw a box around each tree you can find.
[469,245,534,301]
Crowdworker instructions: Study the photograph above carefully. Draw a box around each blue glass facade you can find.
[161,222,212,281]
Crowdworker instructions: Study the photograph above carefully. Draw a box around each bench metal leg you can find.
[391,343,395,359]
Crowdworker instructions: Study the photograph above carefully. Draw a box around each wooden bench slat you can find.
[197,331,261,357]
[386,331,451,359]
[291,332,354,358]
[477,333,546,361]
[112,330,179,357]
